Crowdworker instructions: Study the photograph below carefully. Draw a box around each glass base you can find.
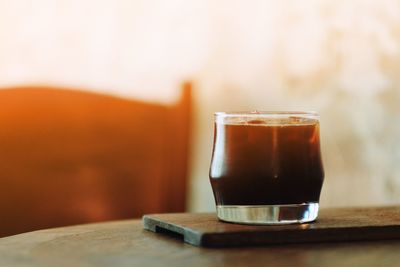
[216,203,319,225]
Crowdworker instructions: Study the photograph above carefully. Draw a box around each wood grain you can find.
[143,206,400,247]
[1,216,400,267]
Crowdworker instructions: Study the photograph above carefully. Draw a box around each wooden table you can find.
[0,218,400,267]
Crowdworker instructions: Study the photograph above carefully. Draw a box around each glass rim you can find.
[214,111,319,118]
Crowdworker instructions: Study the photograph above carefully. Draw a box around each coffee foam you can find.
[219,116,318,126]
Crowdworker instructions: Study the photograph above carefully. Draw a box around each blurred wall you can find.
[0,0,400,211]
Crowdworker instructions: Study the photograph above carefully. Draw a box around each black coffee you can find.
[209,118,324,205]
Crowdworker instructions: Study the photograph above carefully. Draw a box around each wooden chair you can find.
[0,83,191,237]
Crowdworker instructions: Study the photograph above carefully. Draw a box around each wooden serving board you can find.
[143,206,400,247]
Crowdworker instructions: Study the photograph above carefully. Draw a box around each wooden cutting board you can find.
[143,206,400,247]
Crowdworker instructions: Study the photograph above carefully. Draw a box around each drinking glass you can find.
[209,111,324,224]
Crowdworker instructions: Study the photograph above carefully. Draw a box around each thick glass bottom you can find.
[216,203,319,225]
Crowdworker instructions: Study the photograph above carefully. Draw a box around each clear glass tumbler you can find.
[209,111,324,224]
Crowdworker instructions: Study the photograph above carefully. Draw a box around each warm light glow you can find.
[0,0,400,211]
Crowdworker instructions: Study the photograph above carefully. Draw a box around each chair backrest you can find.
[0,83,191,237]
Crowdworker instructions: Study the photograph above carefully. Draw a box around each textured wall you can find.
[0,0,399,211]
[188,0,400,210]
